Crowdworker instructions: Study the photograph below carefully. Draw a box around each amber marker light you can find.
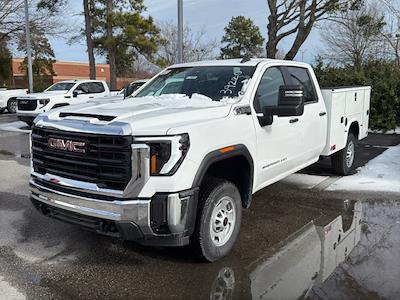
[219,146,236,154]
[151,155,157,174]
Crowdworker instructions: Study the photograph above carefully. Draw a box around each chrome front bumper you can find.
[30,179,198,246]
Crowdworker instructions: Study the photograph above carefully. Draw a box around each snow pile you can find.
[131,93,235,108]
[327,145,400,193]
[369,127,400,135]
[0,276,25,300]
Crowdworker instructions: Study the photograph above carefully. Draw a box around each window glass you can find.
[75,83,90,94]
[287,67,317,102]
[136,66,256,101]
[254,67,285,112]
[46,82,75,92]
[88,82,105,93]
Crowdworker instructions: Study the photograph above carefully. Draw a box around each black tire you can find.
[191,178,242,262]
[331,133,357,176]
[0,107,5,113]
[7,98,17,113]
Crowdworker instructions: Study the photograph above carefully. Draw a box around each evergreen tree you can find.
[220,16,264,59]
[0,40,12,87]
[92,0,160,89]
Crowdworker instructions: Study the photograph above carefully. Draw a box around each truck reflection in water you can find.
[208,200,362,300]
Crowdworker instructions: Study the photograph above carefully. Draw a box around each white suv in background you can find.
[17,80,111,126]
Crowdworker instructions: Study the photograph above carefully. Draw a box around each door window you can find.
[87,82,105,93]
[75,83,90,94]
[254,67,285,113]
[287,67,317,103]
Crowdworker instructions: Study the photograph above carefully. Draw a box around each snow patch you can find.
[0,121,31,133]
[131,93,234,108]
[369,127,400,135]
[327,145,400,193]
[0,276,25,300]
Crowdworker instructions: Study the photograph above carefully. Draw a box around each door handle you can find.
[319,112,327,117]
[289,118,299,124]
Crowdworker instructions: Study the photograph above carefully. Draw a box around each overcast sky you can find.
[48,0,322,64]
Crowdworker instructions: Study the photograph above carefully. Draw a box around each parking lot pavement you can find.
[0,118,399,299]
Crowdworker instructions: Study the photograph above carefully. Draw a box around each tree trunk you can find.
[106,0,117,90]
[83,0,96,79]
[266,1,278,58]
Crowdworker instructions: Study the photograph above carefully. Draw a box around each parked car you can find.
[0,88,28,113]
[109,79,149,98]
[16,80,111,126]
[28,59,370,262]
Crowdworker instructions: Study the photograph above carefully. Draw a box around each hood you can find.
[20,91,67,99]
[42,94,234,135]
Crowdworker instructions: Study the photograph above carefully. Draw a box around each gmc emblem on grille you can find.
[48,138,86,153]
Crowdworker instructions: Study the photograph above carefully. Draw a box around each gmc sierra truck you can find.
[0,88,28,113]
[29,59,370,262]
[17,80,111,126]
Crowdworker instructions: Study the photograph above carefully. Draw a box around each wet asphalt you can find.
[0,113,400,299]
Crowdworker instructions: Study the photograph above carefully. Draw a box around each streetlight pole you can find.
[24,0,34,93]
[177,0,183,63]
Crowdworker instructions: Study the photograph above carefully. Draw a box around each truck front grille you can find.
[31,126,133,190]
[18,99,37,111]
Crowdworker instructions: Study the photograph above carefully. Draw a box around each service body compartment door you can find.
[321,90,347,155]
[360,88,371,139]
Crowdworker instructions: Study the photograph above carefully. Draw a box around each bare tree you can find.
[266,0,362,60]
[321,3,385,68]
[156,21,217,67]
[0,0,68,44]
[380,0,400,66]
[83,0,96,79]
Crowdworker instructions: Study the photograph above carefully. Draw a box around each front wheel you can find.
[191,178,242,262]
[331,133,357,176]
[7,98,17,113]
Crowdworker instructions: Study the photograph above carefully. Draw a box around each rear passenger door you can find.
[74,82,107,103]
[285,66,326,164]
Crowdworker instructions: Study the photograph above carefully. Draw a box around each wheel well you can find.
[199,155,253,208]
[52,103,69,109]
[349,121,359,139]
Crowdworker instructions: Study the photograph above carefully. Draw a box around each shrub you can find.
[314,59,400,131]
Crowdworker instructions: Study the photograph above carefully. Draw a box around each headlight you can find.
[39,98,50,107]
[135,134,190,176]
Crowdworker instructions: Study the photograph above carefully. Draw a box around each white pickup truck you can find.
[17,80,111,126]
[0,88,28,113]
[29,59,370,262]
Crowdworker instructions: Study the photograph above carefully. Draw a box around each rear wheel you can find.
[191,178,242,262]
[7,98,17,113]
[331,133,357,175]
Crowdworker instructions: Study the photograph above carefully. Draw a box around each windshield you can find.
[136,66,256,101]
[46,82,75,92]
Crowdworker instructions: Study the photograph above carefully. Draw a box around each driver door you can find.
[252,66,303,189]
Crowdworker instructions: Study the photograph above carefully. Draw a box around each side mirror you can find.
[72,91,78,98]
[124,84,135,99]
[273,85,305,117]
[257,85,305,127]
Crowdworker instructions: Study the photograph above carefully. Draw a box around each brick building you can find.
[9,58,138,90]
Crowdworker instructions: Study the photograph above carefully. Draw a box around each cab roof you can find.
[170,58,310,68]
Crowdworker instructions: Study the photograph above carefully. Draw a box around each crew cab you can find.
[28,59,370,262]
[16,80,110,126]
[0,88,28,113]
